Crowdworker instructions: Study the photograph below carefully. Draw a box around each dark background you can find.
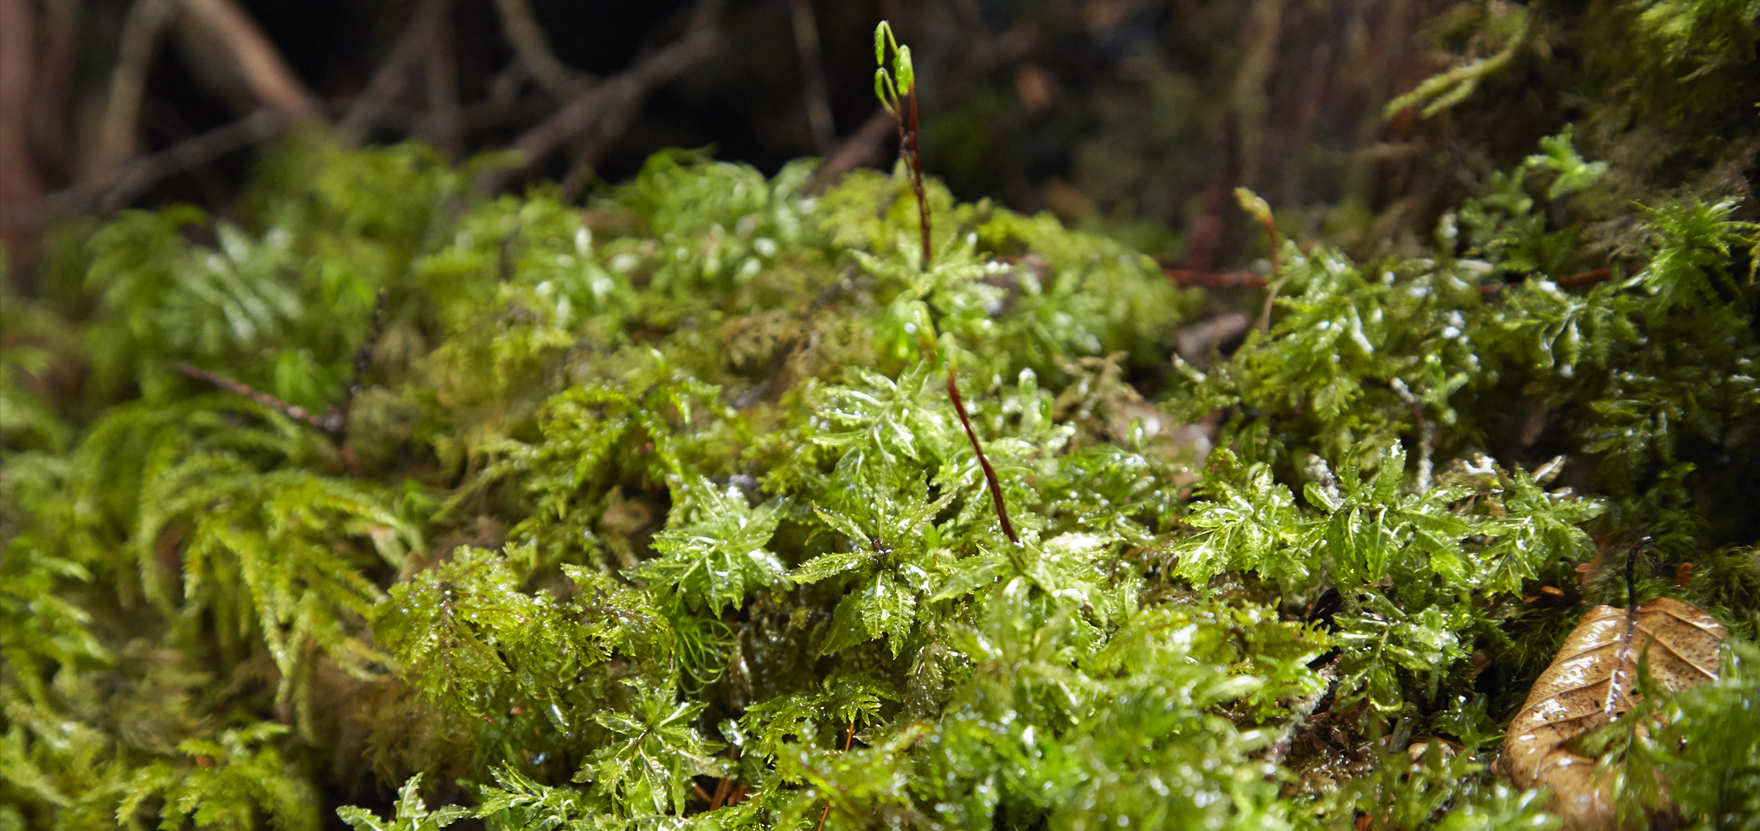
[5,0,1756,291]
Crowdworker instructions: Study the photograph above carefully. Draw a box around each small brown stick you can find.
[1162,268,1269,290]
[947,366,1019,545]
[707,770,732,809]
[172,361,343,435]
[88,0,177,187]
[1558,268,1612,290]
[173,292,389,474]
[1477,268,1617,297]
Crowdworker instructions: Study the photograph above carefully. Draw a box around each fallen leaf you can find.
[1504,597,1727,829]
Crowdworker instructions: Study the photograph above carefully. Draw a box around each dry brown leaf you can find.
[1505,597,1727,829]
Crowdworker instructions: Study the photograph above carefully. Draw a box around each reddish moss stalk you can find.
[947,366,1019,545]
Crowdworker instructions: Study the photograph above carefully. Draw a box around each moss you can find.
[3,113,1759,831]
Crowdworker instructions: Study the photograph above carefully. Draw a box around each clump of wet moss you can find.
[3,112,1758,831]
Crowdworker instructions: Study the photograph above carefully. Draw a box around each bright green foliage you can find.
[337,774,470,831]
[118,723,319,831]
[1652,640,1760,830]
[633,478,786,615]
[3,123,1759,831]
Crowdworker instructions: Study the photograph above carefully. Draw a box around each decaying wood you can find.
[1504,597,1727,829]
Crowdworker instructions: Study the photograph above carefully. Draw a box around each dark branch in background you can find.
[478,0,724,195]
[489,0,592,100]
[337,0,448,145]
[177,0,322,122]
[420,0,464,162]
[88,0,177,187]
[947,367,1020,545]
[788,0,835,156]
[6,108,291,229]
[178,0,320,120]
[555,78,652,202]
[806,108,894,194]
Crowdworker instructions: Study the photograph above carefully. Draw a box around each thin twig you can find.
[173,361,342,435]
[555,80,650,202]
[948,367,1020,545]
[337,0,447,145]
[788,0,835,155]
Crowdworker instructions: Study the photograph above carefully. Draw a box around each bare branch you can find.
[489,0,591,99]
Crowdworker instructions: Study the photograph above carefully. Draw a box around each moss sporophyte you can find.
[5,15,1760,831]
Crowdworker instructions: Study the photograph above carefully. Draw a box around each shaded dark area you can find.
[0,0,1635,285]
[8,0,1760,290]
